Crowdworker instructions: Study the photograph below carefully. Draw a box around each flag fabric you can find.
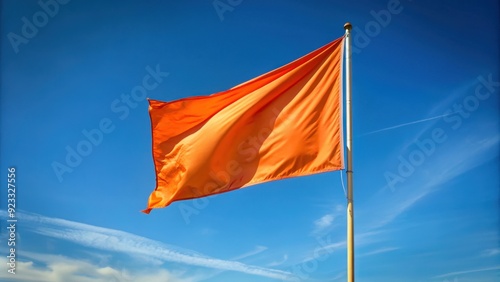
[144,36,344,213]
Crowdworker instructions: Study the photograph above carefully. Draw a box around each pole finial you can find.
[344,22,352,31]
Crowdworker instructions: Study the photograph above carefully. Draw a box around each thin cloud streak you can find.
[0,211,294,281]
[197,245,270,281]
[302,230,386,262]
[361,78,479,138]
[359,113,454,137]
[232,245,268,261]
[311,204,344,236]
[434,265,500,278]
[481,248,500,257]
[267,255,289,267]
[358,247,398,258]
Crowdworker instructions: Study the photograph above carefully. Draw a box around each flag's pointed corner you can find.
[141,208,152,214]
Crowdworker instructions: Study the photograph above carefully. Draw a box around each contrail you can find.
[360,113,454,137]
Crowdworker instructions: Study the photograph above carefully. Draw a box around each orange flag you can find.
[144,36,344,213]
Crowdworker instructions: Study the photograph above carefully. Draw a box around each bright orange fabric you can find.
[144,36,344,213]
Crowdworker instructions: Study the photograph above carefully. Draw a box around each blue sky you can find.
[1,0,499,281]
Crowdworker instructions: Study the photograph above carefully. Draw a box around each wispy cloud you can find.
[232,245,268,261]
[0,211,294,281]
[481,248,500,257]
[358,247,398,258]
[360,113,455,136]
[302,230,385,262]
[195,245,271,282]
[195,245,272,282]
[331,271,346,281]
[369,188,431,229]
[267,254,289,267]
[434,265,500,278]
[311,204,343,235]
[314,214,334,229]
[0,251,194,282]
[319,240,346,254]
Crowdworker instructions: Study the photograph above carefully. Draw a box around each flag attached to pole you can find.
[144,36,344,213]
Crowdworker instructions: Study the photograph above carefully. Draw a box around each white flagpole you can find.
[344,22,355,282]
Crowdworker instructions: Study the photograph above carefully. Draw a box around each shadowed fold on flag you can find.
[144,36,344,213]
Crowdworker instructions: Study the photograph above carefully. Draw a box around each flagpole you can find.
[344,22,355,282]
